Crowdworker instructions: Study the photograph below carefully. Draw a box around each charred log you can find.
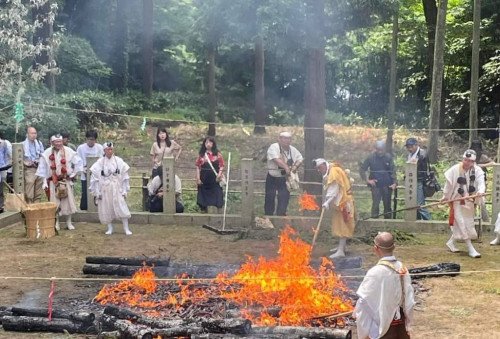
[103,306,185,329]
[1,315,97,334]
[83,263,239,278]
[252,326,351,339]
[201,318,252,334]
[86,256,172,266]
[192,335,288,339]
[408,263,460,279]
[11,306,95,324]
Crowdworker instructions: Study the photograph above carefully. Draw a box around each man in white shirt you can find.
[264,132,303,216]
[76,130,103,210]
[147,167,184,213]
[440,149,485,258]
[353,232,415,339]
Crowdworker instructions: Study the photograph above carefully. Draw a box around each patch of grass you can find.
[484,288,500,294]
[449,307,474,318]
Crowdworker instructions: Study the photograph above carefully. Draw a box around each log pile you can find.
[0,306,97,334]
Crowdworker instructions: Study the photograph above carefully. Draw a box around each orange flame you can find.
[94,227,353,326]
[216,226,352,325]
[298,191,320,211]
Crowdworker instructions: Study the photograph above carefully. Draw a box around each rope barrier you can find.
[0,269,499,282]
[28,102,500,132]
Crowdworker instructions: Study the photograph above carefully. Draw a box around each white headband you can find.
[279,131,292,138]
[50,135,63,142]
[313,158,328,167]
[463,150,476,161]
[103,142,114,149]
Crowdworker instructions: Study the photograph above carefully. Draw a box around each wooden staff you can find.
[308,310,354,321]
[311,207,326,248]
[363,192,491,220]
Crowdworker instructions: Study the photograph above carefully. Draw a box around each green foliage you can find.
[55,35,112,92]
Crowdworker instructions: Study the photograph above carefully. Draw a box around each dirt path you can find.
[1,222,499,338]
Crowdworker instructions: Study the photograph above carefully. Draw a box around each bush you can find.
[55,35,112,92]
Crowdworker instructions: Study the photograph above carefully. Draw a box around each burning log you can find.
[10,306,95,324]
[408,262,460,279]
[86,256,172,266]
[1,315,97,334]
[83,263,239,278]
[251,326,351,339]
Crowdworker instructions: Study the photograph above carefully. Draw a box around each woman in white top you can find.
[150,127,181,177]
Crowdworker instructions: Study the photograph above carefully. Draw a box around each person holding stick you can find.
[314,158,355,258]
[353,232,415,339]
[440,149,485,258]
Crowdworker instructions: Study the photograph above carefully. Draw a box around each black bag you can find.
[423,164,441,198]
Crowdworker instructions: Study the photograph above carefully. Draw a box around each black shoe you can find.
[0,208,4,214]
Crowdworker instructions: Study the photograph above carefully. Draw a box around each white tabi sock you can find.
[55,216,60,231]
[465,239,481,258]
[446,236,459,253]
[122,219,132,235]
[490,234,500,246]
[66,215,75,230]
[106,224,113,235]
[329,238,347,259]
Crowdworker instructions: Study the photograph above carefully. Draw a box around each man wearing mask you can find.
[360,140,397,219]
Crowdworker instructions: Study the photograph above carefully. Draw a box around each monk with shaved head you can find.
[353,232,415,339]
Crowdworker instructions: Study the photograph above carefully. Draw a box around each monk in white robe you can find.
[440,149,485,258]
[90,142,132,235]
[36,134,82,230]
[491,212,500,245]
[353,232,415,339]
[314,158,355,258]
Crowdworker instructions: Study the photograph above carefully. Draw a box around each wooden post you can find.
[491,164,500,225]
[12,143,24,196]
[85,156,98,212]
[404,162,417,221]
[162,157,176,214]
[142,173,149,212]
[241,159,254,226]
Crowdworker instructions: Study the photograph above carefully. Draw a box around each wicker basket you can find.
[23,202,57,239]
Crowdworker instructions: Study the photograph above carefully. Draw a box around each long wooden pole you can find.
[311,207,326,248]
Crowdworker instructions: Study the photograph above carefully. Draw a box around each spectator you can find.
[359,140,397,219]
[196,136,224,213]
[0,132,13,213]
[405,138,431,220]
[147,167,184,213]
[77,130,104,210]
[61,131,77,151]
[150,127,181,178]
[264,131,303,216]
[22,127,44,204]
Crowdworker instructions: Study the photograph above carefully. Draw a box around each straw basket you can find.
[23,202,57,239]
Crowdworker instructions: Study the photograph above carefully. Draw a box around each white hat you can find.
[50,134,63,142]
[279,131,292,138]
[103,142,114,149]
[463,149,476,161]
[313,158,328,167]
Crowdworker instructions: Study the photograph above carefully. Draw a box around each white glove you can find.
[322,202,330,210]
[42,179,48,190]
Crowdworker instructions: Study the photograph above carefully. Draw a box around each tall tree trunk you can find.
[207,43,217,137]
[254,36,266,134]
[469,0,481,144]
[303,0,326,196]
[428,0,448,163]
[386,5,398,155]
[112,0,130,91]
[32,0,55,93]
[142,0,153,98]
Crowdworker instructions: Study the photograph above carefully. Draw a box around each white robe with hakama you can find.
[443,163,485,240]
[90,156,131,224]
[353,256,415,339]
[36,146,82,216]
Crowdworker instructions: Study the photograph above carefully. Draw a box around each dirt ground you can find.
[0,221,499,339]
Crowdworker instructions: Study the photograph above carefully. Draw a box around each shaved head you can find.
[374,232,395,255]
